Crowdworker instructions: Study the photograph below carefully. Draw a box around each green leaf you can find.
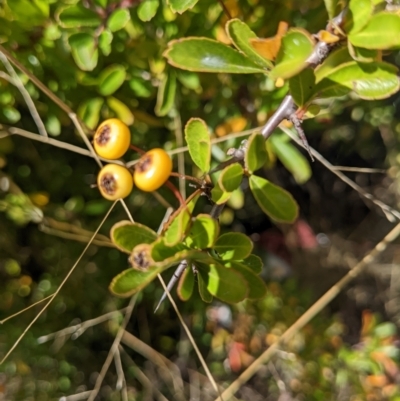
[167,0,200,14]
[138,0,159,22]
[245,133,268,174]
[197,263,248,303]
[315,47,353,82]
[69,33,98,71]
[99,30,113,56]
[184,118,211,173]
[226,19,272,69]
[269,29,315,80]
[213,232,253,261]
[323,0,341,19]
[349,12,400,49]
[270,134,312,184]
[250,175,299,223]
[343,0,373,35]
[107,97,135,125]
[197,270,213,303]
[177,266,194,301]
[150,238,187,262]
[98,64,126,96]
[57,4,101,28]
[155,72,176,116]
[186,214,219,249]
[111,221,157,253]
[164,38,266,74]
[163,192,199,246]
[348,42,380,62]
[218,163,243,193]
[7,0,49,25]
[107,8,131,32]
[289,68,316,106]
[109,267,162,297]
[313,61,400,100]
[211,180,232,204]
[241,254,263,274]
[77,97,104,130]
[227,261,267,299]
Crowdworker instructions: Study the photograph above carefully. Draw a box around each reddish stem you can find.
[169,171,203,185]
[165,180,185,206]
[130,144,145,155]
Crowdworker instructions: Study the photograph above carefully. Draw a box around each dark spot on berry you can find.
[136,154,153,173]
[100,173,117,195]
[95,125,111,146]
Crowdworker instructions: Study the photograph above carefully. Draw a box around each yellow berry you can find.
[97,164,133,200]
[133,148,172,192]
[93,119,130,159]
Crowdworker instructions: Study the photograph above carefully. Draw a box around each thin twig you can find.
[59,391,93,401]
[332,166,387,174]
[174,112,187,200]
[217,0,232,19]
[214,221,400,401]
[0,50,48,137]
[114,347,128,401]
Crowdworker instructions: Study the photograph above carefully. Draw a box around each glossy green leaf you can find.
[213,232,253,261]
[241,254,263,274]
[227,188,245,210]
[138,0,159,22]
[111,221,157,253]
[227,261,266,299]
[313,61,400,100]
[8,0,49,25]
[269,29,315,80]
[163,192,199,246]
[109,267,162,297]
[186,214,219,249]
[323,0,341,19]
[218,163,243,193]
[177,71,201,91]
[184,118,211,173]
[150,238,187,262]
[155,72,176,116]
[250,175,299,223]
[245,133,268,174]
[226,19,272,69]
[57,4,101,28]
[197,270,213,303]
[107,97,134,125]
[99,30,113,56]
[77,97,103,130]
[315,47,353,82]
[343,0,373,35]
[177,266,195,301]
[45,114,61,136]
[289,68,315,106]
[167,0,200,14]
[349,12,400,49]
[211,180,232,205]
[98,64,126,96]
[107,8,131,32]
[197,263,248,303]
[270,134,312,184]
[348,42,379,62]
[69,33,98,71]
[164,38,266,74]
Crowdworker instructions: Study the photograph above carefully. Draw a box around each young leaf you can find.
[164,38,266,74]
[314,47,353,82]
[186,214,219,249]
[226,261,267,299]
[167,0,199,13]
[245,133,268,174]
[269,29,315,80]
[111,221,158,253]
[99,30,113,56]
[289,68,316,107]
[197,270,213,303]
[313,61,400,100]
[218,163,243,193]
[107,97,135,125]
[69,33,98,71]
[349,12,400,49]
[107,8,131,32]
[323,0,341,19]
[138,0,159,22]
[270,134,312,184]
[177,266,195,301]
[77,97,103,130]
[197,263,248,303]
[250,175,299,223]
[98,64,126,96]
[241,254,263,274]
[226,19,273,69]
[213,232,253,261]
[211,180,232,205]
[57,4,101,28]
[110,267,163,297]
[155,72,176,117]
[184,118,211,173]
[343,0,373,35]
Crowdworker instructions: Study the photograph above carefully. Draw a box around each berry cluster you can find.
[93,119,172,200]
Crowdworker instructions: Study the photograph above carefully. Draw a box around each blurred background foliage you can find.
[1,0,400,400]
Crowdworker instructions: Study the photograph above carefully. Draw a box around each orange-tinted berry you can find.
[93,119,130,159]
[133,148,172,192]
[97,164,133,200]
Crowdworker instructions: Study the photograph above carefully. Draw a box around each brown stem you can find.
[169,171,203,185]
[129,144,145,155]
[164,180,185,206]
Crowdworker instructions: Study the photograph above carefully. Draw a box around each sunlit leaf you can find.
[289,68,316,106]
[57,4,101,28]
[77,97,104,130]
[155,72,176,116]
[167,0,199,14]
[213,232,253,261]
[107,97,135,126]
[111,221,157,253]
[245,133,268,174]
[186,214,219,249]
[98,64,126,96]
[138,0,159,22]
[99,30,113,56]
[69,33,98,71]
[177,266,195,301]
[343,0,373,35]
[107,8,131,32]
[218,163,243,193]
